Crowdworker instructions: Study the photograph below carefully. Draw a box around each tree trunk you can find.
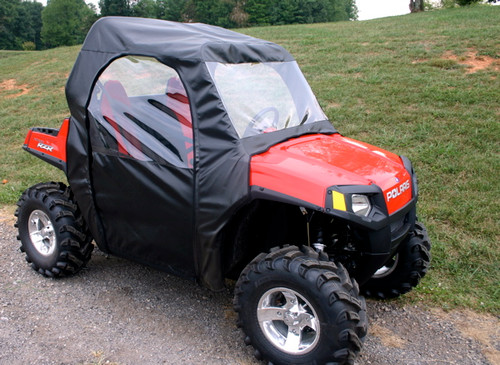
[409,0,425,13]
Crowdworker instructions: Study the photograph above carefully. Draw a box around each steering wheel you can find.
[243,107,280,137]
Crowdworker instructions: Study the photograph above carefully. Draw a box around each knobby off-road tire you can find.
[15,182,93,277]
[234,245,367,365]
[362,222,431,299]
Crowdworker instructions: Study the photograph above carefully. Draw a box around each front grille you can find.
[390,217,405,234]
[389,211,411,250]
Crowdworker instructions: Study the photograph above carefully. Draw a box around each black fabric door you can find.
[86,56,196,277]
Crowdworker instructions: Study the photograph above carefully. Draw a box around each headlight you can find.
[351,194,371,217]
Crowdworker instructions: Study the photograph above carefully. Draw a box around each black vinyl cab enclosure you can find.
[16,17,431,365]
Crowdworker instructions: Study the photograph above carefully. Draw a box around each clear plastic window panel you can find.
[88,56,193,168]
[207,61,326,138]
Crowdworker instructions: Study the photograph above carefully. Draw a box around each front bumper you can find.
[324,184,417,285]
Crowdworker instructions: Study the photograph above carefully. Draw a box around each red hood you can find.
[250,134,412,215]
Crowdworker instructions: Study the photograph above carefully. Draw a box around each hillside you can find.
[0,6,498,313]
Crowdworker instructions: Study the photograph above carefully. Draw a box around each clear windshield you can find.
[207,61,327,138]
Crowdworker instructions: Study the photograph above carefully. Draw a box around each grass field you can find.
[1,6,498,313]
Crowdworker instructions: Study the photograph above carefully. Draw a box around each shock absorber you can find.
[299,207,326,253]
[312,226,325,253]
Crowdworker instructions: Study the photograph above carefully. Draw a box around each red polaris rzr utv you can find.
[15,17,431,365]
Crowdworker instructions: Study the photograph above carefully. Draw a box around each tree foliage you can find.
[16,1,44,49]
[456,0,480,4]
[0,0,358,50]
[156,0,188,21]
[454,0,496,5]
[131,0,156,18]
[3,0,496,51]
[0,0,43,50]
[435,0,497,8]
[137,0,358,27]
[0,0,19,49]
[410,0,425,12]
[99,0,130,16]
[41,0,96,48]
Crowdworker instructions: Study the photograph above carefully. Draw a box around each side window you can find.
[88,56,193,168]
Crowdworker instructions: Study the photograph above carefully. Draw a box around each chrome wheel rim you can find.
[28,210,56,256]
[373,254,399,278]
[257,287,320,355]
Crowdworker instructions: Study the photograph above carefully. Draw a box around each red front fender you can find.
[250,134,412,215]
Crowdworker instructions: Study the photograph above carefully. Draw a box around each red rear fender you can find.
[23,118,69,172]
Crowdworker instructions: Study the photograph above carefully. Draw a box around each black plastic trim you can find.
[249,183,418,285]
[242,120,337,156]
[325,184,388,230]
[30,127,59,136]
[400,154,418,200]
[23,145,67,173]
[250,185,324,212]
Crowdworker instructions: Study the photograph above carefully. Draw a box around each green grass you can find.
[1,6,499,313]
[0,46,76,202]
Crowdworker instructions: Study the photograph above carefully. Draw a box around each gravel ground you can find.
[0,211,498,365]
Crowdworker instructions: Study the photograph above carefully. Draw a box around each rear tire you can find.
[362,222,431,299]
[234,245,367,365]
[15,182,93,277]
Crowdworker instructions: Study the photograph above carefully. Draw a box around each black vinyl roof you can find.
[66,17,294,125]
[80,17,292,63]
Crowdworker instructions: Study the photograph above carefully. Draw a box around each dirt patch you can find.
[443,50,500,73]
[0,206,15,225]
[431,308,500,365]
[0,79,32,98]
[412,58,429,64]
[327,101,342,109]
[364,301,498,365]
[370,323,407,349]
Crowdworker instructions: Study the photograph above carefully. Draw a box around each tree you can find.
[42,0,96,48]
[409,0,425,12]
[438,0,494,7]
[245,0,272,25]
[0,0,19,49]
[455,0,480,4]
[344,0,358,20]
[130,0,156,18]
[328,0,357,21]
[270,0,302,25]
[245,0,357,27]
[14,1,44,50]
[0,0,45,50]
[187,0,235,28]
[99,0,130,16]
[230,0,249,27]
[156,0,187,21]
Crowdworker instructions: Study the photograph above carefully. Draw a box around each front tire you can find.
[362,222,431,299]
[234,245,367,365]
[15,182,93,277]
